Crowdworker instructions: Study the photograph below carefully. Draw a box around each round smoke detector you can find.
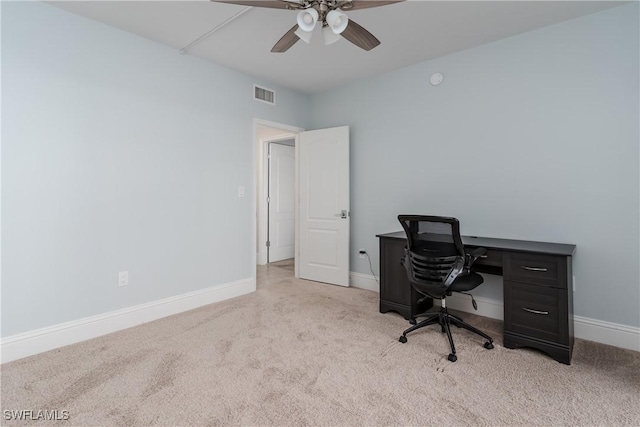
[430,73,444,86]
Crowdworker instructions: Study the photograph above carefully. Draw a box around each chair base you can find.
[399,302,494,362]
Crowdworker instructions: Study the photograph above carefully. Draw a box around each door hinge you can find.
[266,196,270,203]
[266,241,271,247]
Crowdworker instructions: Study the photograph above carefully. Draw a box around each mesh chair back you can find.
[398,215,466,288]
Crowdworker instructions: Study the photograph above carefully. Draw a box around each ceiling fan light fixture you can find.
[296,8,318,32]
[326,10,348,34]
[322,25,341,45]
[294,26,314,44]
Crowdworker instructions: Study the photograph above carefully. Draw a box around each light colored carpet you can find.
[1,263,639,426]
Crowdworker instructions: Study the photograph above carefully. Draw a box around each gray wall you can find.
[310,4,640,327]
[3,1,638,338]
[1,2,310,337]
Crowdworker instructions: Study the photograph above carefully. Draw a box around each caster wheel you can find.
[447,354,457,362]
[409,318,417,325]
[399,336,407,343]
[484,341,494,350]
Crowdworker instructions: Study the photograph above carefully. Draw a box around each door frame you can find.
[253,119,304,275]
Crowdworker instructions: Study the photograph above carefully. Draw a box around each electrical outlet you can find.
[359,249,366,259]
[118,271,129,287]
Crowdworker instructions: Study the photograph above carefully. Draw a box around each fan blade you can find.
[341,19,380,51]
[211,0,303,9]
[271,25,300,52]
[340,0,404,11]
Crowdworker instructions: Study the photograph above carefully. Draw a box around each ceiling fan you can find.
[211,0,404,52]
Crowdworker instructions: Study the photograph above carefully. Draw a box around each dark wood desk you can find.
[377,231,576,364]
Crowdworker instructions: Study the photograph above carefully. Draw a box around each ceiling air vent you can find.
[254,85,275,105]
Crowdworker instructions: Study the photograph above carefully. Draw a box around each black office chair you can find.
[397,215,494,362]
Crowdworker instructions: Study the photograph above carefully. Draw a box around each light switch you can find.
[238,186,245,198]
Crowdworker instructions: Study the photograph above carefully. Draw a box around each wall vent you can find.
[254,85,275,105]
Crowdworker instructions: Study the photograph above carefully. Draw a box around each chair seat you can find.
[412,272,483,296]
[449,272,484,292]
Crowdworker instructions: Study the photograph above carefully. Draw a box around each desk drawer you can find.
[504,252,567,288]
[504,281,569,345]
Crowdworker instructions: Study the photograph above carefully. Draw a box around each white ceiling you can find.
[50,0,626,94]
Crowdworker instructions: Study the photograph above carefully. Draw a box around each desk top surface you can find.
[376,231,576,256]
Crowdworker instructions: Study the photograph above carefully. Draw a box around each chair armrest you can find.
[466,247,487,269]
[444,257,465,286]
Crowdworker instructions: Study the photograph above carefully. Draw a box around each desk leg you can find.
[504,332,572,365]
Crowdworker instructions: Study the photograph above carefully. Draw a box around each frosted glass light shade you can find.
[326,10,348,34]
[296,8,318,32]
[294,27,313,44]
[323,25,341,45]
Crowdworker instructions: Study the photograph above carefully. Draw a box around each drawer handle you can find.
[522,307,549,315]
[521,266,548,272]
[479,255,488,259]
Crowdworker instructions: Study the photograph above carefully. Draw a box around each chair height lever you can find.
[459,292,478,310]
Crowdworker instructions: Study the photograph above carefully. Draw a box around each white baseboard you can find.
[3,274,638,362]
[349,272,640,352]
[0,278,255,364]
[573,315,640,352]
[350,272,379,292]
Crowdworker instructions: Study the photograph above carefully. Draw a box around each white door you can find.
[299,126,350,286]
[268,143,295,262]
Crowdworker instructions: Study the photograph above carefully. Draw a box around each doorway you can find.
[254,120,303,271]
[253,120,351,288]
[266,139,295,263]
